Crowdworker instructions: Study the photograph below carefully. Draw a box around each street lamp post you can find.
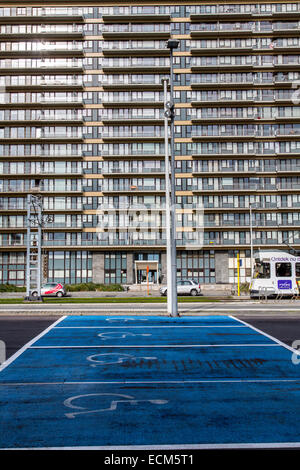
[250,203,254,279]
[164,39,179,317]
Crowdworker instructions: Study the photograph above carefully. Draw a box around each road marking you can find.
[1,378,300,386]
[87,352,157,366]
[0,316,66,373]
[5,442,300,450]
[55,325,248,329]
[97,332,152,340]
[64,393,168,419]
[230,315,300,356]
[29,344,281,349]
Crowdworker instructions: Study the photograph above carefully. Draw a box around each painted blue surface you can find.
[1,381,300,448]
[0,345,298,384]
[33,325,273,347]
[58,315,240,327]
[1,315,300,448]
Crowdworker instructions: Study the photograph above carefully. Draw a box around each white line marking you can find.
[4,442,300,450]
[1,378,300,386]
[0,316,66,373]
[29,344,281,349]
[230,315,300,356]
[54,325,247,329]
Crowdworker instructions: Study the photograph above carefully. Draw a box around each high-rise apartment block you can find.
[1,1,300,287]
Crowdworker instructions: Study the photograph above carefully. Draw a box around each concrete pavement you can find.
[0,300,300,316]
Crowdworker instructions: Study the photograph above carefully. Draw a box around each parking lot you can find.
[1,314,300,450]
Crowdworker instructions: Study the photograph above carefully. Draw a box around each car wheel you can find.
[31,291,38,298]
[56,291,63,298]
[163,290,167,296]
[190,289,198,296]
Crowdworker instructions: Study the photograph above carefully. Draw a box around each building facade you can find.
[0,1,300,286]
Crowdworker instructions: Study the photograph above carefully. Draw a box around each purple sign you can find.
[278,280,292,289]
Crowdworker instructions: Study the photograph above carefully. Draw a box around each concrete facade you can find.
[215,251,229,284]
[92,252,105,284]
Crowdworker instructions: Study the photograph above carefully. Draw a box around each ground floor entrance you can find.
[134,260,159,284]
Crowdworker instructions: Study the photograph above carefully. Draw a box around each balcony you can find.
[101,116,164,125]
[190,44,253,54]
[37,113,83,123]
[102,13,170,22]
[102,29,170,40]
[0,27,84,40]
[101,168,165,176]
[102,81,163,91]
[101,186,165,194]
[191,131,256,140]
[190,25,253,37]
[101,98,164,108]
[0,186,83,194]
[39,97,83,107]
[102,45,169,57]
[102,63,169,73]
[0,61,85,74]
[190,97,254,106]
[0,9,84,23]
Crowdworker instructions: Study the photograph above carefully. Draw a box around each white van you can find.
[250,250,300,298]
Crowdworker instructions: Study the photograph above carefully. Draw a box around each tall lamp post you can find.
[249,202,258,279]
[163,39,179,317]
[250,203,254,279]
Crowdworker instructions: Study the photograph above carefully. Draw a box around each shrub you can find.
[64,283,124,292]
[240,282,250,293]
[0,283,26,292]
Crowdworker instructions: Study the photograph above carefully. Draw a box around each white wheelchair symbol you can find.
[106,317,149,323]
[87,352,157,367]
[98,331,151,341]
[64,393,168,419]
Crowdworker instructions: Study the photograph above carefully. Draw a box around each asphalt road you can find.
[0,316,59,359]
[1,315,300,361]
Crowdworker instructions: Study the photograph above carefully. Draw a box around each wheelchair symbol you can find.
[87,352,157,366]
[97,331,152,341]
[64,393,168,418]
[106,317,149,323]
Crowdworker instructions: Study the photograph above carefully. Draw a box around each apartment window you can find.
[48,251,92,284]
[176,251,215,284]
[104,252,127,284]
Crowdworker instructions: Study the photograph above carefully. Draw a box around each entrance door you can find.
[137,269,157,284]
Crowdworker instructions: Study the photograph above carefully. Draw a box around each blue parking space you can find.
[1,314,300,449]
[0,345,296,384]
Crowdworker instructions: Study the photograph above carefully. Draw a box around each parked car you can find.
[160,279,201,296]
[31,282,67,298]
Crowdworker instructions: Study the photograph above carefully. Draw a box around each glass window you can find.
[276,262,292,277]
[254,261,270,279]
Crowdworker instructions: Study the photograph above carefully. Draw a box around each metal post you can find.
[250,204,253,278]
[162,78,173,315]
[25,193,52,301]
[237,251,240,297]
[166,39,179,317]
[25,194,31,299]
[37,203,42,300]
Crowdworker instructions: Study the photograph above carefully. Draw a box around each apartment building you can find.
[0,1,300,287]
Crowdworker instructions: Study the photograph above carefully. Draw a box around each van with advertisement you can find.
[250,250,300,298]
